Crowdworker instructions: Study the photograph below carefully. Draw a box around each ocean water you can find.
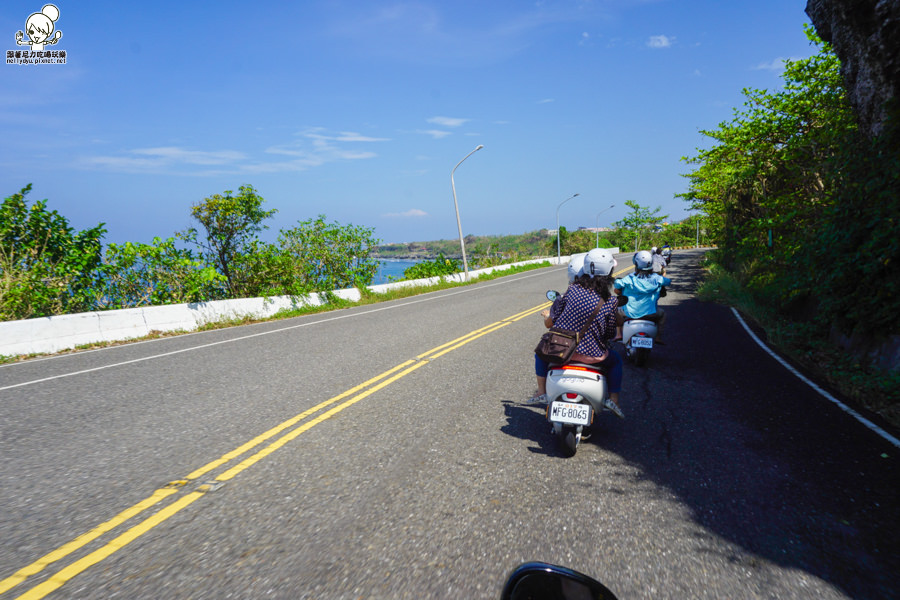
[371,259,422,285]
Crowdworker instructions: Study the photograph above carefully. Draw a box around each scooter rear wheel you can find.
[634,347,650,367]
[563,431,578,456]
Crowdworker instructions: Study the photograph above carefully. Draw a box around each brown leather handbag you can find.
[534,303,602,364]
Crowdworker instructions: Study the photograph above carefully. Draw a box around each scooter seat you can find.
[624,315,660,323]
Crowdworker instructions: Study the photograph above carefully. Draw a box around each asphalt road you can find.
[1,249,897,599]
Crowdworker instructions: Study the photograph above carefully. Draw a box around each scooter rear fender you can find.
[623,319,657,345]
[546,365,608,412]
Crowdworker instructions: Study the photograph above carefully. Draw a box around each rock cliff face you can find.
[805,0,900,137]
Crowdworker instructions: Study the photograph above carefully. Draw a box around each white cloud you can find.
[78,146,247,173]
[79,155,168,171]
[384,209,428,218]
[306,130,390,143]
[537,98,554,104]
[427,116,469,127]
[418,129,453,139]
[78,127,384,175]
[130,147,247,165]
[264,127,384,164]
[647,35,673,49]
[753,57,791,72]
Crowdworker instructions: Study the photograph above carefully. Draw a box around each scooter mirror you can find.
[501,562,618,600]
[546,290,560,302]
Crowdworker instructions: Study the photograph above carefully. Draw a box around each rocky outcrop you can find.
[805,0,900,137]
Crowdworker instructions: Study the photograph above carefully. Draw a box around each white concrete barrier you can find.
[0,254,595,358]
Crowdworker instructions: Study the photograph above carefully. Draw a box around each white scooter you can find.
[622,317,658,367]
[543,290,621,456]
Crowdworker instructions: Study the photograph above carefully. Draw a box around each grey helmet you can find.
[584,248,617,278]
[633,250,653,271]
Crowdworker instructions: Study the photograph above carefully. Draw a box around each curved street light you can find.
[451,144,483,281]
[595,204,615,247]
[556,193,580,260]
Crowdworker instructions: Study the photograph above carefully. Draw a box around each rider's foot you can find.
[603,397,625,419]
[525,393,547,406]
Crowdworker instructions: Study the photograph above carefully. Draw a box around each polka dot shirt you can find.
[549,283,618,357]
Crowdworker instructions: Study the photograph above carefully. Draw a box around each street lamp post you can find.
[556,193,580,261]
[595,204,614,247]
[450,144,483,281]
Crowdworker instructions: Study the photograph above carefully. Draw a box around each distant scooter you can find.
[661,246,672,265]
[622,317,658,367]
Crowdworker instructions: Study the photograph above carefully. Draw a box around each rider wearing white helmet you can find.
[583,248,616,278]
[531,248,625,418]
[567,252,587,284]
[651,246,667,275]
[613,250,671,342]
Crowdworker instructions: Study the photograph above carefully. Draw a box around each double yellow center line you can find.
[1,301,549,600]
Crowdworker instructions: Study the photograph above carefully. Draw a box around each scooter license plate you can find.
[632,336,653,348]
[548,401,592,426]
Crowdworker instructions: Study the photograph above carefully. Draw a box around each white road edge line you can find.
[731,307,900,450]
[0,267,558,390]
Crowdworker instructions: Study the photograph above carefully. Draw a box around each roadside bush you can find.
[98,237,225,308]
[275,215,380,292]
[401,253,460,280]
[0,185,106,320]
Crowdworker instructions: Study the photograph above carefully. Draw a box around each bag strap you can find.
[575,301,603,340]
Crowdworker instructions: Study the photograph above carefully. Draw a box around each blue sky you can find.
[2,1,816,245]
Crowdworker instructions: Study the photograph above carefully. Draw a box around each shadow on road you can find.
[506,250,899,599]
[499,401,566,457]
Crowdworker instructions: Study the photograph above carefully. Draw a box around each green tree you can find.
[614,200,668,251]
[178,185,276,297]
[679,26,855,288]
[0,185,106,320]
[801,109,900,336]
[663,215,709,248]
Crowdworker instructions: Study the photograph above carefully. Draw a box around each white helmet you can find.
[651,246,658,254]
[633,250,653,271]
[567,253,587,283]
[584,248,617,278]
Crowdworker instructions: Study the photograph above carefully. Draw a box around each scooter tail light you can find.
[557,364,602,374]
[565,393,579,400]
